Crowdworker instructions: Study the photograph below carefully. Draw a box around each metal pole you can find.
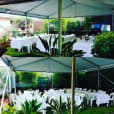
[0,70,10,113]
[51,75,53,88]
[97,70,100,90]
[112,13,114,31]
[8,71,11,93]
[71,57,75,114]
[13,72,16,93]
[25,13,28,33]
[58,0,62,56]
[48,19,50,34]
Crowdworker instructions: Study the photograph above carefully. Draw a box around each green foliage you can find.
[83,17,92,30]
[92,32,114,58]
[21,99,42,114]
[5,47,28,56]
[45,96,69,114]
[12,17,33,25]
[79,106,114,114]
[33,31,42,35]
[16,72,38,88]
[67,19,80,33]
[2,103,17,114]
[2,34,8,42]
[38,35,84,57]
[44,18,69,33]
[45,96,85,114]
[52,73,71,88]
[12,30,20,38]
[5,47,49,57]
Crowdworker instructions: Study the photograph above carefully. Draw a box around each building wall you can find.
[33,19,44,32]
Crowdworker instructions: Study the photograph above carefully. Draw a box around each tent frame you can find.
[0,68,10,114]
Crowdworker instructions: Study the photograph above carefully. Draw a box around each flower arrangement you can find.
[2,99,17,114]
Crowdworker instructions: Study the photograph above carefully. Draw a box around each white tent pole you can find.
[0,69,10,113]
[13,72,16,94]
[8,71,11,93]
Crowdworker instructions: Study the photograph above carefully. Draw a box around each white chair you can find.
[110,92,114,105]
[95,93,110,107]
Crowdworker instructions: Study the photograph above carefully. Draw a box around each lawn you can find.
[63,106,114,114]
[5,47,48,57]
[79,106,114,114]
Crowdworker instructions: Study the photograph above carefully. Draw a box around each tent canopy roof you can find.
[0,0,113,18]
[2,57,114,73]
[0,58,8,69]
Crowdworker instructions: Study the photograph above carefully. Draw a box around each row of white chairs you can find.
[8,88,114,113]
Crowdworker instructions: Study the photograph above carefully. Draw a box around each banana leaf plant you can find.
[45,96,68,114]
[21,99,42,114]
[38,35,85,57]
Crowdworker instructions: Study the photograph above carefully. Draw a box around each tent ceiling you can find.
[0,0,113,18]
[2,57,114,73]
[0,58,8,69]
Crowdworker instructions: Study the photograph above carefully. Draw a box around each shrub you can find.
[92,32,114,58]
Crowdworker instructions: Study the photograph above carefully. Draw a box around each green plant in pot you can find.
[21,99,42,114]
[0,34,8,49]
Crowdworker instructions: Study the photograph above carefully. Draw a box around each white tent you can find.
[0,0,113,18]
[1,57,114,113]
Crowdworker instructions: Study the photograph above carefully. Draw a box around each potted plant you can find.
[0,34,9,56]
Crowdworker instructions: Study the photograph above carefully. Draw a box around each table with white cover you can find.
[73,35,95,57]
[63,34,76,44]
[10,36,38,53]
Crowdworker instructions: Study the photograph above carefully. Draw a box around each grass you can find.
[79,106,114,114]
[5,47,28,56]
[5,47,48,57]
[63,106,114,114]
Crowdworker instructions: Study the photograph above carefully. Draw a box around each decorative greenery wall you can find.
[44,18,69,34]
[44,17,92,34]
[16,72,38,88]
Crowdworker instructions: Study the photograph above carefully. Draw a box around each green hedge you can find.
[92,32,114,58]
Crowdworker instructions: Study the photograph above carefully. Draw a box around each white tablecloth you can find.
[10,36,38,53]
